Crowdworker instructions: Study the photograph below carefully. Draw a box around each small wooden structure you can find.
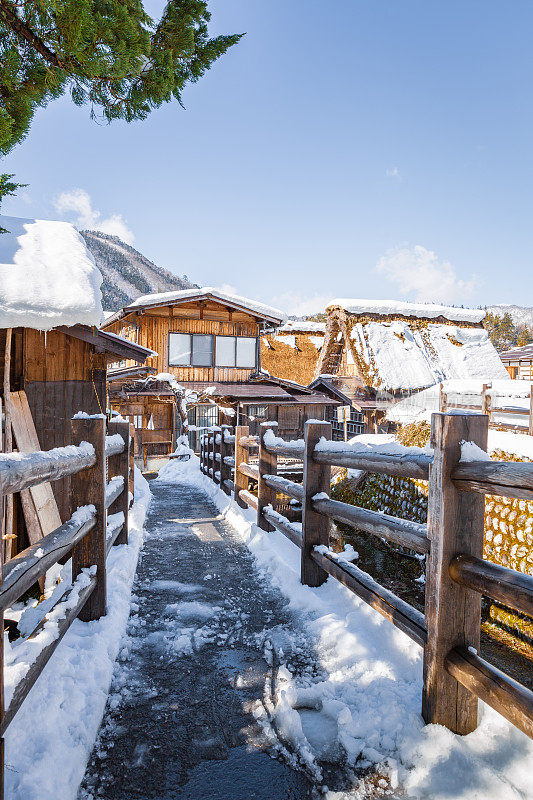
[103,289,341,456]
[500,344,533,381]
[261,320,326,386]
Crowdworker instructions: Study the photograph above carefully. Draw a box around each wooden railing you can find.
[441,382,533,434]
[0,416,133,798]
[200,413,533,741]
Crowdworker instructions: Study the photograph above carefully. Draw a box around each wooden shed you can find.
[500,344,533,380]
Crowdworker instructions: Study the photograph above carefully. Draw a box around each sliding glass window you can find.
[215,336,236,367]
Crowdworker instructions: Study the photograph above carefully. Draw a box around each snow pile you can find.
[126,287,286,323]
[0,216,103,331]
[328,298,485,323]
[157,455,533,800]
[4,468,151,800]
[159,456,533,800]
[389,379,530,427]
[276,321,326,334]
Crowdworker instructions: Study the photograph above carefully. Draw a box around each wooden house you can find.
[312,299,510,431]
[0,216,152,551]
[102,289,341,457]
[499,344,533,381]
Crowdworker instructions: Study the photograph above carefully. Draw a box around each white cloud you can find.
[386,166,402,180]
[54,188,135,245]
[376,244,479,304]
[270,290,334,317]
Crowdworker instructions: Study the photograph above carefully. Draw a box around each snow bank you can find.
[4,468,151,800]
[0,216,103,331]
[388,379,530,429]
[328,298,485,323]
[126,287,286,323]
[157,456,533,800]
[277,320,326,334]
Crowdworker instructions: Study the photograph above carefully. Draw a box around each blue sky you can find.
[2,1,532,313]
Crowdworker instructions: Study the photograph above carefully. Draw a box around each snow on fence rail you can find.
[0,417,133,799]
[200,413,533,742]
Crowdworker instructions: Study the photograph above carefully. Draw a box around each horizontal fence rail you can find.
[0,415,133,796]
[200,413,533,743]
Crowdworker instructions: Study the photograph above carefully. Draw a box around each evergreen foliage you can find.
[0,0,242,204]
[483,312,533,351]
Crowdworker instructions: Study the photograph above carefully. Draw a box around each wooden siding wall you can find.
[105,304,260,383]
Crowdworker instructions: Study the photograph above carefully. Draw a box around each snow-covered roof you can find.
[327,298,485,324]
[108,287,286,325]
[0,215,103,331]
[276,320,326,334]
[350,321,508,391]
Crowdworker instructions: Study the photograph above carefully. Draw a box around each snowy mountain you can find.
[486,304,533,328]
[81,230,197,310]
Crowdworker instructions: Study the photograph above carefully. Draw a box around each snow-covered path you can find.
[78,479,316,799]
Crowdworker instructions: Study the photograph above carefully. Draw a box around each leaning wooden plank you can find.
[311,548,427,647]
[0,573,97,736]
[263,507,303,549]
[0,511,96,611]
[238,462,259,480]
[262,474,304,502]
[9,391,62,542]
[445,646,533,740]
[238,490,258,511]
[449,554,533,619]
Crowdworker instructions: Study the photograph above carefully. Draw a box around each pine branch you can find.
[0,0,63,68]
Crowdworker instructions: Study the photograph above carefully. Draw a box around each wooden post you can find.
[257,422,278,531]
[439,382,446,413]
[3,329,13,562]
[128,422,135,502]
[213,430,221,485]
[482,383,492,425]
[301,420,331,586]
[0,398,4,800]
[422,411,488,734]
[107,421,130,546]
[234,426,249,508]
[200,434,204,473]
[220,425,232,495]
[529,385,533,436]
[71,417,107,621]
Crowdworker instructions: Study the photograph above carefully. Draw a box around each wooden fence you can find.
[0,416,133,798]
[200,412,533,741]
[440,382,533,434]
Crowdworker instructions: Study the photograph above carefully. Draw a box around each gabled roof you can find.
[327,298,485,324]
[308,376,353,406]
[104,287,286,326]
[58,325,155,364]
[0,215,103,331]
[499,344,533,362]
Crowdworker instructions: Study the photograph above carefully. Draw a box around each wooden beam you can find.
[234,426,249,508]
[71,418,107,621]
[301,420,331,587]
[107,421,130,545]
[257,422,278,531]
[422,412,488,734]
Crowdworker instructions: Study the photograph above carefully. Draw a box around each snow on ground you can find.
[388,379,531,433]
[158,453,533,800]
[4,468,151,800]
[0,215,103,330]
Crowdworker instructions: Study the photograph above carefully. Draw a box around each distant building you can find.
[499,344,533,381]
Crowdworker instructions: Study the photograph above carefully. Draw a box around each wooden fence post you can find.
[128,422,135,502]
[213,429,221,485]
[0,402,3,800]
[107,421,130,546]
[529,385,533,436]
[301,420,331,586]
[220,425,232,495]
[439,382,446,413]
[234,425,249,508]
[200,434,205,473]
[422,411,488,734]
[257,422,278,531]
[482,383,492,425]
[71,417,107,621]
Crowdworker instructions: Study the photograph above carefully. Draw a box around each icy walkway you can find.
[78,479,314,799]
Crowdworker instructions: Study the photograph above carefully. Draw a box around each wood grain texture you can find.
[107,422,130,546]
[234,426,249,509]
[301,421,332,587]
[422,412,488,734]
[445,646,533,740]
[449,554,533,618]
[71,418,107,621]
[257,422,278,531]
